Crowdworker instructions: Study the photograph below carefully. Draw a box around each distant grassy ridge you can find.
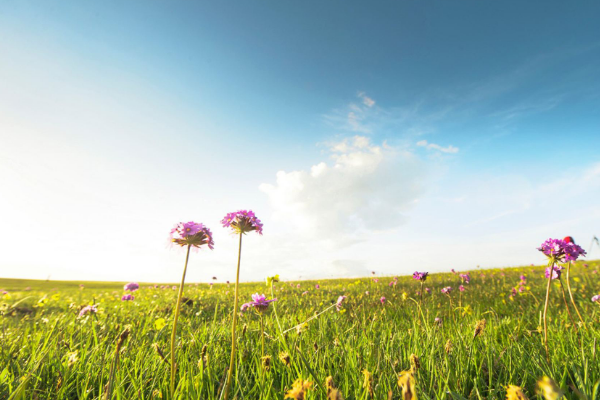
[2,260,598,292]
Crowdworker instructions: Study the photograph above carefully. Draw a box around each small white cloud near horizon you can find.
[259,135,426,247]
[416,139,459,154]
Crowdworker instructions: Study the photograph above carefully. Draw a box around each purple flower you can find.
[459,285,465,292]
[518,286,525,293]
[221,210,263,235]
[538,238,586,263]
[591,294,599,303]
[336,295,347,311]
[389,281,396,287]
[121,294,134,301]
[545,265,564,280]
[459,273,470,284]
[124,282,139,292]
[170,221,215,249]
[240,293,276,312]
[425,287,431,294]
[441,286,453,294]
[451,269,456,274]
[412,271,429,282]
[296,284,301,288]
[434,317,442,326]
[373,278,379,283]
[380,296,386,305]
[78,304,98,317]
[315,284,320,289]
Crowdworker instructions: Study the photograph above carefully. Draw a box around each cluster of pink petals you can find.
[592,294,600,302]
[380,296,386,305]
[241,293,277,312]
[538,238,586,263]
[124,282,139,292]
[170,221,215,249]
[459,273,470,283]
[412,271,429,281]
[545,265,564,280]
[221,210,263,235]
[121,294,134,301]
[336,295,347,311]
[441,286,453,294]
[459,285,465,292]
[78,304,98,318]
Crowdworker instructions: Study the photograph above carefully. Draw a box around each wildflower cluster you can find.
[537,238,586,263]
[170,221,215,249]
[221,210,264,235]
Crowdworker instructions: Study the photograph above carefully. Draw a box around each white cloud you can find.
[358,91,376,108]
[416,139,459,154]
[259,136,425,247]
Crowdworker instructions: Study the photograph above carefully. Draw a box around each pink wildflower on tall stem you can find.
[222,210,263,400]
[168,221,214,398]
[562,236,587,329]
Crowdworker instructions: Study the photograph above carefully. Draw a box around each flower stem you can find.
[566,261,586,329]
[542,259,553,363]
[224,232,243,400]
[170,244,191,399]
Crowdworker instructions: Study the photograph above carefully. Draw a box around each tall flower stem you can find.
[170,244,191,398]
[419,281,424,306]
[559,280,577,329]
[542,259,554,363]
[224,232,243,400]
[566,262,586,329]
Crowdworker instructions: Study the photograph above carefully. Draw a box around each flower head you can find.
[459,273,470,283]
[78,304,98,318]
[538,238,586,263]
[506,385,529,400]
[459,285,465,292]
[412,271,429,282]
[441,286,453,294]
[240,293,276,313]
[285,379,312,400]
[170,221,214,249]
[121,294,134,301]
[124,282,139,292]
[380,296,386,305]
[592,294,600,302]
[336,295,347,311]
[221,210,263,235]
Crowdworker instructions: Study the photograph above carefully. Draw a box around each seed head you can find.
[279,352,291,367]
[473,319,486,339]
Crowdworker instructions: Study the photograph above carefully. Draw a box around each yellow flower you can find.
[397,370,418,400]
[402,292,409,300]
[537,376,561,400]
[506,385,528,400]
[285,379,312,400]
[266,275,280,286]
[66,350,79,367]
[154,318,166,330]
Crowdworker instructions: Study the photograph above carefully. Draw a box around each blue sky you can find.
[1,1,599,282]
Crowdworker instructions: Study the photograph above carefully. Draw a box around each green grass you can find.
[1,261,599,399]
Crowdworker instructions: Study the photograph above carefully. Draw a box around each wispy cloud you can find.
[416,140,459,154]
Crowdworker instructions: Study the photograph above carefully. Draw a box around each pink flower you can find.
[441,286,453,294]
[170,221,214,249]
[434,317,442,326]
[302,291,308,295]
[365,291,369,295]
[221,210,263,235]
[459,285,465,292]
[315,284,320,289]
[124,282,139,292]
[336,295,347,311]
[78,305,98,317]
[412,271,429,281]
[425,287,431,294]
[121,294,134,301]
[240,293,276,312]
[591,294,600,303]
[380,296,386,305]
[373,279,379,283]
[459,274,470,283]
[296,284,301,288]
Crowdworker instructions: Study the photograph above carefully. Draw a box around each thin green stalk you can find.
[542,259,554,363]
[170,244,192,398]
[224,232,243,400]
[566,261,587,329]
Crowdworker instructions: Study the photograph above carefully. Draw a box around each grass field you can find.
[1,261,599,400]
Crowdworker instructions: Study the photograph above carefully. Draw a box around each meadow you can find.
[1,261,600,400]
